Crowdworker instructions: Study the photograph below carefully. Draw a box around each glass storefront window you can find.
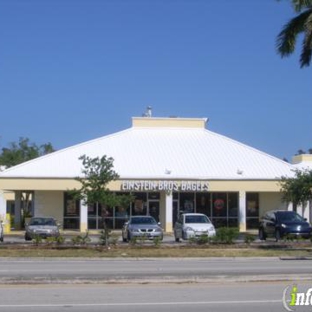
[64,192,80,230]
[173,192,179,200]
[212,218,228,228]
[196,193,211,216]
[212,193,227,217]
[148,192,160,200]
[132,192,147,216]
[180,192,195,213]
[148,201,160,222]
[228,192,238,217]
[246,193,259,229]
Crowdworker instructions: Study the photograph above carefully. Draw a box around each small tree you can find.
[0,137,54,168]
[73,154,133,247]
[280,169,312,214]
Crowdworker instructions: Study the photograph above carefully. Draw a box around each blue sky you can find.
[0,0,311,162]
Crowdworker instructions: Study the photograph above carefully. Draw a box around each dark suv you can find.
[259,210,312,241]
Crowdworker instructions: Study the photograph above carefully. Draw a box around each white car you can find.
[0,221,3,242]
[174,213,216,242]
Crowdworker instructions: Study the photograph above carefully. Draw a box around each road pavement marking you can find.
[0,299,281,308]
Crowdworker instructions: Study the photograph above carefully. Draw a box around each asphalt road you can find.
[0,281,306,312]
[0,257,311,284]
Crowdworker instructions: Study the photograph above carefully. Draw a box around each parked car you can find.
[0,221,3,242]
[25,217,60,241]
[174,213,216,242]
[259,210,312,241]
[122,215,163,242]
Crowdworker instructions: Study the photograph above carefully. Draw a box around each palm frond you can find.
[300,15,312,66]
[291,0,312,12]
[276,9,312,57]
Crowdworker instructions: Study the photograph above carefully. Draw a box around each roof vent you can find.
[237,169,243,175]
[142,106,152,117]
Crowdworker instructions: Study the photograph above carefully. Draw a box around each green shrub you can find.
[244,233,256,244]
[129,236,138,245]
[45,235,65,246]
[197,234,210,245]
[152,236,162,247]
[138,234,148,245]
[55,235,66,245]
[213,227,239,244]
[187,234,211,245]
[71,231,91,246]
[32,234,43,246]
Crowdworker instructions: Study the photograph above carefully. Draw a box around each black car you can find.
[259,210,312,241]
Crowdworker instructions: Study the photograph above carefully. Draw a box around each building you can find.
[0,115,306,233]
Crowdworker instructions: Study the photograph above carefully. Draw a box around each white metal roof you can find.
[0,118,296,180]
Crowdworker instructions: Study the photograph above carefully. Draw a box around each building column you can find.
[160,191,173,233]
[0,191,11,234]
[165,192,173,233]
[14,191,22,230]
[239,190,246,232]
[80,199,88,232]
[0,191,6,222]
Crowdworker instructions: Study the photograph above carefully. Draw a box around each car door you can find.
[265,212,276,237]
[174,215,184,238]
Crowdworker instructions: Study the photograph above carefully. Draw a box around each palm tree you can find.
[277,0,312,67]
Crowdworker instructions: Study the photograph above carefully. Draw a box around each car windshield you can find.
[185,215,210,224]
[29,218,56,226]
[277,212,305,223]
[130,217,157,225]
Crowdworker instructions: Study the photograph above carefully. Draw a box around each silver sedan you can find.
[25,217,60,241]
[122,216,163,242]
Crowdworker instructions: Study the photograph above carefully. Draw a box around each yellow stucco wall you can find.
[259,192,287,216]
[292,154,312,164]
[3,191,14,200]
[132,117,207,128]
[0,178,282,193]
[34,191,64,223]
[0,179,81,191]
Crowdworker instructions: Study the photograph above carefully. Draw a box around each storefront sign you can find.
[121,180,209,192]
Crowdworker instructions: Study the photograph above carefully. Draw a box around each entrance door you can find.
[148,201,160,222]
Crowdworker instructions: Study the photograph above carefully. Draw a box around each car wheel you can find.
[182,231,187,240]
[259,228,266,241]
[0,236,3,242]
[174,230,180,242]
[122,235,127,243]
[25,233,32,241]
[127,231,132,242]
[275,230,281,242]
